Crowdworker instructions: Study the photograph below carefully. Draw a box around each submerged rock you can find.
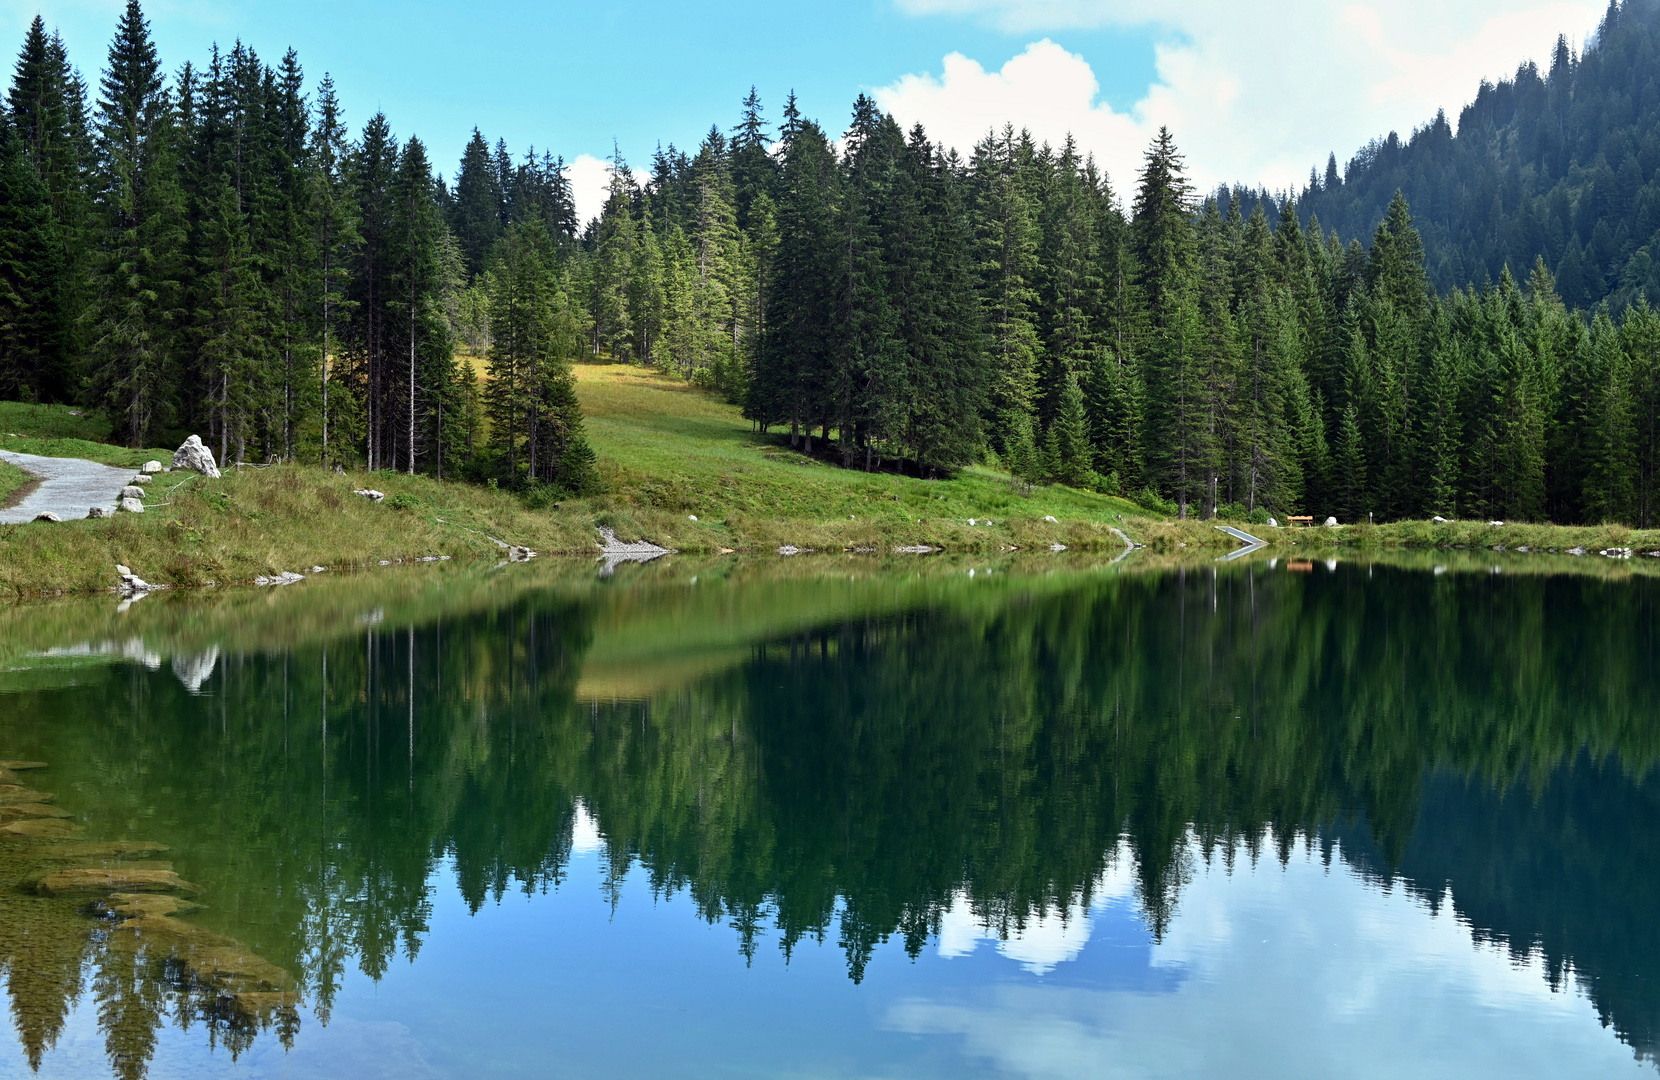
[231,990,300,1019]
[0,804,71,819]
[114,913,293,995]
[98,892,200,918]
[34,867,200,896]
[39,841,171,859]
[0,785,55,804]
[0,819,83,838]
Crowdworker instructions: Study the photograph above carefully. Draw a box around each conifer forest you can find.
[7,0,1660,525]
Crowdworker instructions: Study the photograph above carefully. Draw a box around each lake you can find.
[0,550,1655,1079]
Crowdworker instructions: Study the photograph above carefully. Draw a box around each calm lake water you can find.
[0,551,1656,1079]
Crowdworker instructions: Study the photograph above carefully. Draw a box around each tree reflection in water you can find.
[0,558,1657,1075]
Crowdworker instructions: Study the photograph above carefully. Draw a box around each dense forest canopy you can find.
[3,0,1660,523]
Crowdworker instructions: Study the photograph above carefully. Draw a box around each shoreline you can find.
[3,457,1658,598]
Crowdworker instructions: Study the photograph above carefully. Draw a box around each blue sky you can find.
[8,0,1609,223]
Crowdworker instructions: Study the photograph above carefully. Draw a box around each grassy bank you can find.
[1197,517,1660,555]
[4,367,1660,596]
[0,458,33,508]
[0,367,1159,595]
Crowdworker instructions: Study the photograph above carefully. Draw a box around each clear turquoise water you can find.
[0,553,1654,1078]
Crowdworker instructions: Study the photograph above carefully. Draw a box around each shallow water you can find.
[0,552,1657,1078]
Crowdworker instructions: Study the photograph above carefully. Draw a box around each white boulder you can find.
[119,497,144,514]
[1323,516,1338,527]
[120,486,145,500]
[142,460,163,474]
[171,435,221,479]
[354,489,385,501]
[32,511,61,523]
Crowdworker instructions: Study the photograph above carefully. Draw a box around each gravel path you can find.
[0,450,138,524]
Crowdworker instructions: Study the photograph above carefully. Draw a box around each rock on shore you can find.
[171,435,221,479]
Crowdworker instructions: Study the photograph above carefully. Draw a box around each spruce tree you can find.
[749,116,839,449]
[8,17,86,399]
[452,127,501,279]
[386,135,454,474]
[0,117,63,401]
[309,73,357,466]
[87,0,184,447]
[971,125,1041,453]
[590,145,637,360]
[1623,300,1660,528]
[1335,402,1368,522]
[1132,128,1207,516]
[1581,311,1637,523]
[1044,370,1095,487]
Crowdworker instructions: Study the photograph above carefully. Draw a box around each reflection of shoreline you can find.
[9,544,1653,696]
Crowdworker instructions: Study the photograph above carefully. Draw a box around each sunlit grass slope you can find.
[577,363,1147,550]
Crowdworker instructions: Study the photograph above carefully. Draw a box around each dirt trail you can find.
[0,449,138,524]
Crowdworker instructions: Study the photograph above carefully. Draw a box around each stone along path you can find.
[0,449,137,524]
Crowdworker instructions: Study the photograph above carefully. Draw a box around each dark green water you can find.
[0,553,1657,1078]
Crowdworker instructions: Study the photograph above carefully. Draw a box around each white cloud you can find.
[879,1,1606,196]
[567,153,612,230]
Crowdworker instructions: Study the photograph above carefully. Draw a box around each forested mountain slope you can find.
[1295,0,1660,310]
